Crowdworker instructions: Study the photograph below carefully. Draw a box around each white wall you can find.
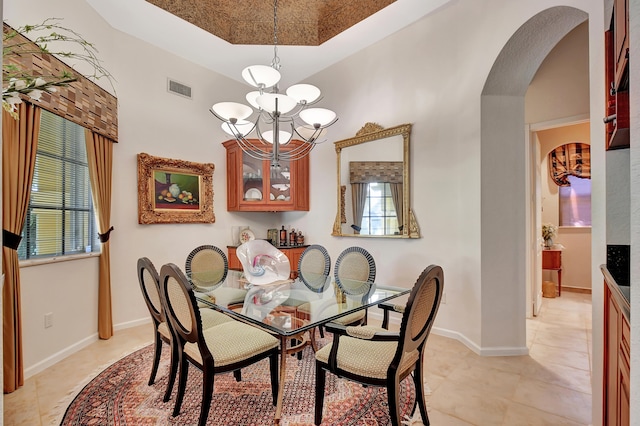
[3,2,611,411]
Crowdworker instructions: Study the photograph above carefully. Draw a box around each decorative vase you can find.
[168,183,180,198]
[544,238,553,249]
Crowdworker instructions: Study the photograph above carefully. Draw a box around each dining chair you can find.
[296,244,332,340]
[137,257,236,402]
[185,245,228,288]
[185,244,246,308]
[136,257,167,387]
[159,263,280,426]
[314,264,444,426]
[298,244,331,293]
[332,246,376,326]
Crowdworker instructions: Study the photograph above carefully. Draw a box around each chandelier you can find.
[209,0,338,169]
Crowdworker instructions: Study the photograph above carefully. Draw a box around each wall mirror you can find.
[332,123,420,238]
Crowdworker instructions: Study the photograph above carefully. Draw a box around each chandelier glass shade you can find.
[209,0,338,168]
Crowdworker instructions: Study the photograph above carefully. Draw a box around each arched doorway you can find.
[479,6,588,352]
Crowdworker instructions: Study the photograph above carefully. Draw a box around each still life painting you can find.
[137,152,215,224]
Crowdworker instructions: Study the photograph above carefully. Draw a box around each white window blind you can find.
[18,109,100,260]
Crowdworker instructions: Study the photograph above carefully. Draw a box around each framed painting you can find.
[137,152,215,224]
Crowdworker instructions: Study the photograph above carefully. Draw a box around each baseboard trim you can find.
[25,334,99,379]
[375,311,529,356]
[24,318,152,380]
[562,286,592,294]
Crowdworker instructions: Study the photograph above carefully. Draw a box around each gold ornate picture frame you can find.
[137,152,215,224]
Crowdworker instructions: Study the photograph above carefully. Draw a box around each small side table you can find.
[542,249,562,296]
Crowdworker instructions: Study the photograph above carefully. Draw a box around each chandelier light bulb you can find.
[242,65,281,89]
[262,129,292,144]
[256,93,298,114]
[211,102,253,121]
[246,91,261,109]
[296,125,327,141]
[299,108,337,127]
[221,120,254,137]
[286,84,321,104]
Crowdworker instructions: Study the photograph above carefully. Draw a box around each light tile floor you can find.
[3,291,592,425]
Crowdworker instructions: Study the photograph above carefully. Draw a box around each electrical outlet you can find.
[44,312,53,328]
[441,293,447,304]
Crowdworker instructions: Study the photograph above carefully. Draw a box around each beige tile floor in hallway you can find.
[4,291,592,425]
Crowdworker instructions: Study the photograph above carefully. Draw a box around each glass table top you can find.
[191,270,410,337]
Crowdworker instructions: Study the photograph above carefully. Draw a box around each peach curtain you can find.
[84,129,115,339]
[2,103,41,392]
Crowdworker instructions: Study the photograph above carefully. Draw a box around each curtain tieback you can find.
[2,229,22,250]
[98,226,114,243]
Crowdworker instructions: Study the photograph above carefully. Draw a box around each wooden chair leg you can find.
[163,340,179,402]
[198,369,215,426]
[149,333,162,385]
[314,364,326,425]
[269,352,279,406]
[172,355,189,417]
[413,363,430,425]
[387,378,401,426]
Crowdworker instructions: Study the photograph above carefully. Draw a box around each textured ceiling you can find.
[145,0,396,46]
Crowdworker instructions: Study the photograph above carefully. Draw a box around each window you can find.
[18,110,100,260]
[559,174,591,226]
[360,182,399,235]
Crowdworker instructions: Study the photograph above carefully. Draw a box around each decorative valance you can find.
[548,143,590,186]
[349,161,403,184]
[3,23,118,142]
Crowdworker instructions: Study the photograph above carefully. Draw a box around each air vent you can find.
[167,78,192,99]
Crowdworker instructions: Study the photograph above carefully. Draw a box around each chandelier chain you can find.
[271,0,281,72]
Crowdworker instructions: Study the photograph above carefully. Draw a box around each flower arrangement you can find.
[2,18,114,119]
[542,223,558,242]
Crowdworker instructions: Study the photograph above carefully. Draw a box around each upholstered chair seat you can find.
[315,325,419,380]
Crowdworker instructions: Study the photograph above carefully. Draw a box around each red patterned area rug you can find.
[59,340,418,425]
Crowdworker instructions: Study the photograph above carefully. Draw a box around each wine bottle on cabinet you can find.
[280,226,287,246]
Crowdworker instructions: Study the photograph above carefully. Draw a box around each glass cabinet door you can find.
[242,151,264,201]
[269,159,291,203]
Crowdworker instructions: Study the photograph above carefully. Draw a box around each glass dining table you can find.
[191,269,410,425]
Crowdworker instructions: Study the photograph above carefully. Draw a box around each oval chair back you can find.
[160,263,206,350]
[334,246,376,296]
[185,245,228,289]
[138,257,163,327]
[298,244,331,292]
[396,264,443,366]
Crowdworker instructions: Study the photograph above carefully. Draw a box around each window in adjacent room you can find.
[18,109,100,260]
[360,182,399,235]
[559,174,591,227]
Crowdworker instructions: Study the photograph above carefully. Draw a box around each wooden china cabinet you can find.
[223,139,309,212]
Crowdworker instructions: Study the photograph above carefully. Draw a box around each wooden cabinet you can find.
[605,0,630,150]
[603,271,630,426]
[613,0,629,88]
[227,245,308,279]
[223,139,309,211]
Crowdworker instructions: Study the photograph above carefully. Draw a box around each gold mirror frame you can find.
[332,123,420,238]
